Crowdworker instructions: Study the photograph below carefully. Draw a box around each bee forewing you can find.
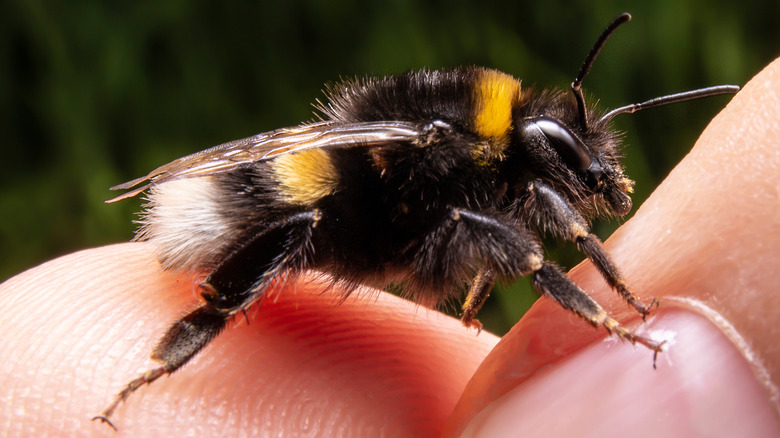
[107,121,422,203]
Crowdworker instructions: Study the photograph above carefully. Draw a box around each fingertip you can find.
[456,310,780,438]
[1,243,501,435]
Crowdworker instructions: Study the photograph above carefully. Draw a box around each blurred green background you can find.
[1,1,777,335]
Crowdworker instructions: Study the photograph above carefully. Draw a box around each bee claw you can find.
[92,415,118,432]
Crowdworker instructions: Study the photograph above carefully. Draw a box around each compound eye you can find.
[534,118,592,171]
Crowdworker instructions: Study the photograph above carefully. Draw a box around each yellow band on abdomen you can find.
[271,149,339,205]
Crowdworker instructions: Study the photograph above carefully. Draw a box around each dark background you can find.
[1,1,777,334]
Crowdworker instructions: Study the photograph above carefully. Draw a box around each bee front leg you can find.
[526,180,657,318]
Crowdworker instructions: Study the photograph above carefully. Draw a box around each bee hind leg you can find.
[416,208,542,329]
[93,210,321,429]
[92,305,228,430]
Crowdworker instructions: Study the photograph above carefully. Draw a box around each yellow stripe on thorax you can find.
[271,149,339,205]
[473,69,522,139]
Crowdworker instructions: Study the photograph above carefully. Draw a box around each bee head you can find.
[514,104,634,217]
[511,12,736,218]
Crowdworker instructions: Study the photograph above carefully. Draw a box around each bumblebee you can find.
[94,13,738,429]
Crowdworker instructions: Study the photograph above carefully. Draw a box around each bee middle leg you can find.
[433,207,662,357]
[93,210,320,430]
[414,208,543,329]
[533,261,665,360]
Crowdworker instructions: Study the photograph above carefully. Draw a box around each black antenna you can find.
[600,85,740,122]
[571,12,632,129]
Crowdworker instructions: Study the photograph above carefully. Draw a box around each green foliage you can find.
[1,0,776,334]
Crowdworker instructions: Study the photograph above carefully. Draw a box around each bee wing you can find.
[107,121,423,202]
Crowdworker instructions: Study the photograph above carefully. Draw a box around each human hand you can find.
[2,58,778,437]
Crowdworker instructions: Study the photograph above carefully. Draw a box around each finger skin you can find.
[0,243,498,436]
[446,58,780,436]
